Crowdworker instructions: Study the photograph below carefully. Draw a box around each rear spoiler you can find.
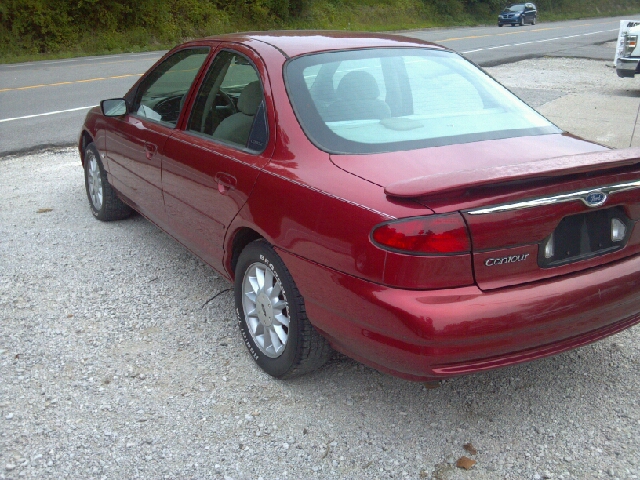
[385,147,640,198]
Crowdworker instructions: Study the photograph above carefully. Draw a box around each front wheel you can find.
[84,143,132,221]
[520,17,525,26]
[235,240,333,378]
[532,16,536,25]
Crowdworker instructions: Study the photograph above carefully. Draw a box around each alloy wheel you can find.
[242,262,289,358]
[87,152,103,211]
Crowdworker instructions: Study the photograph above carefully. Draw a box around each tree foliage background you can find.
[1,0,638,59]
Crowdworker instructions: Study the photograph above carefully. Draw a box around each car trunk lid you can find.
[384,146,640,290]
[331,135,640,291]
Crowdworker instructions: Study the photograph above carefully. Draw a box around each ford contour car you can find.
[79,32,640,381]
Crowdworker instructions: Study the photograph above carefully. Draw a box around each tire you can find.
[498,24,503,27]
[520,17,525,26]
[84,143,132,221]
[234,240,333,378]
[532,16,536,25]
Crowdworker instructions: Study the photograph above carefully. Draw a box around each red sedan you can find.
[79,31,640,381]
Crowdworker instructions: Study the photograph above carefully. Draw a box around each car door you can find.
[525,4,535,22]
[162,46,274,273]
[104,47,211,227]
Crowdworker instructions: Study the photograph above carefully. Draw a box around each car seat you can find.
[324,70,391,122]
[212,81,263,146]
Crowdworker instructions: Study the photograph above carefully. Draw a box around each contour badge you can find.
[485,253,530,267]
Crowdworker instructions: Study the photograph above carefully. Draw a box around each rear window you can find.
[284,48,560,154]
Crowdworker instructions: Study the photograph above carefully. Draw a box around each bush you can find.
[2,0,640,59]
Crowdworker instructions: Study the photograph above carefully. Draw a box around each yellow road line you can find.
[4,52,163,70]
[9,58,154,71]
[434,22,596,42]
[0,73,143,93]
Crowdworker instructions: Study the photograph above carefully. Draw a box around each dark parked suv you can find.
[498,3,537,26]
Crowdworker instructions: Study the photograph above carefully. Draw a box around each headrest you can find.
[237,81,263,116]
[336,71,380,101]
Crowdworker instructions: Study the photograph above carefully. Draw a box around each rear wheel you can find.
[498,24,503,27]
[84,143,132,221]
[235,240,333,378]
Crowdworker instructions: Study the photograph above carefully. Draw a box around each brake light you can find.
[371,213,471,255]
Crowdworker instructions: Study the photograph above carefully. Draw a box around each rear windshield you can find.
[284,48,560,154]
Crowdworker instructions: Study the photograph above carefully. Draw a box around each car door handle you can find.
[215,172,236,194]
[144,142,157,160]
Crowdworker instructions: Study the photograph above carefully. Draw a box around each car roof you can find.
[197,30,445,58]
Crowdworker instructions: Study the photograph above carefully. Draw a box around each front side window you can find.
[132,48,210,127]
[187,50,267,152]
[285,48,560,154]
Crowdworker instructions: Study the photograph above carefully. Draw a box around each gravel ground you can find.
[489,55,626,100]
[2,58,640,480]
[488,55,640,148]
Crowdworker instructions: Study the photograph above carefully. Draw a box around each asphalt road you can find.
[0,14,635,157]
[403,15,626,66]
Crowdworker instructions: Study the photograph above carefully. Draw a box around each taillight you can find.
[625,35,638,56]
[371,213,471,255]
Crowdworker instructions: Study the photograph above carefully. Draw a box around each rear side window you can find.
[285,48,559,154]
[187,50,268,152]
[132,48,210,127]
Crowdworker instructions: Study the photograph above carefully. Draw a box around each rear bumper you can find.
[617,57,640,78]
[279,249,640,381]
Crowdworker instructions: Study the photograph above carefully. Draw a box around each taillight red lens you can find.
[371,213,471,254]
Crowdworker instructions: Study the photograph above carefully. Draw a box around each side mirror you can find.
[101,98,127,117]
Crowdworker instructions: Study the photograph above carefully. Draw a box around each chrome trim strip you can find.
[467,179,640,215]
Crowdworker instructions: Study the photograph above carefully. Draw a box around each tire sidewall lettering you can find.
[258,254,287,301]
[237,308,260,360]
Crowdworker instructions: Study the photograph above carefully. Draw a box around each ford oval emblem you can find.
[583,191,607,207]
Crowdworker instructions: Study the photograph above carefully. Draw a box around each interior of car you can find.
[187,51,266,151]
